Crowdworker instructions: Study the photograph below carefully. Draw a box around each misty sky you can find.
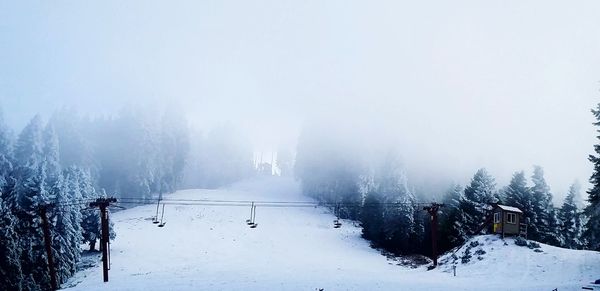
[1,1,600,198]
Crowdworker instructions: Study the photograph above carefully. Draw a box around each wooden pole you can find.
[90,197,116,283]
[432,207,438,267]
[154,197,161,222]
[424,203,443,268]
[100,204,109,282]
[40,206,58,291]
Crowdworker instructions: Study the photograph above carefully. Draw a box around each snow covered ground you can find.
[64,177,600,291]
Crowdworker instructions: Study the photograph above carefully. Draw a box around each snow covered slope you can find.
[64,177,600,291]
[438,235,600,291]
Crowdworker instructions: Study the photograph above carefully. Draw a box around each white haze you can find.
[1,0,600,199]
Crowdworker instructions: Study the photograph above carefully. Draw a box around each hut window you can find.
[506,213,517,224]
[494,212,500,223]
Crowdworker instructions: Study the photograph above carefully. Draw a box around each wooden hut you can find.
[491,204,527,238]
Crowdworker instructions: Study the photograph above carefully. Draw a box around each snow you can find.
[496,204,523,213]
[63,177,600,291]
[439,235,600,290]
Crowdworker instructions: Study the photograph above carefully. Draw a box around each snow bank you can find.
[439,235,600,290]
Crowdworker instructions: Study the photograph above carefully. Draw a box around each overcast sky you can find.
[1,0,599,198]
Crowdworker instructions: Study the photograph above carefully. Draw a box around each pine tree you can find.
[546,208,561,246]
[79,168,102,251]
[439,184,463,251]
[340,184,362,220]
[0,108,14,194]
[411,201,427,254]
[49,108,95,171]
[503,171,533,223]
[43,124,61,189]
[158,108,189,194]
[0,195,23,291]
[584,103,600,251]
[559,182,583,249]
[0,109,22,290]
[62,167,83,277]
[12,115,52,289]
[14,115,45,170]
[360,191,384,245]
[530,166,559,245]
[47,167,88,286]
[375,154,417,254]
[455,169,496,239]
[50,173,73,285]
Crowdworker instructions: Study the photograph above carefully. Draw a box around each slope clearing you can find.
[64,177,600,291]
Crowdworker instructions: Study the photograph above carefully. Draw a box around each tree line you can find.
[0,113,111,290]
[0,106,257,291]
[295,105,600,258]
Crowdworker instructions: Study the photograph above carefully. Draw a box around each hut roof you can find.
[496,204,523,213]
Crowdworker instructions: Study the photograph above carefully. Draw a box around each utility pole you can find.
[90,197,117,282]
[39,205,58,291]
[423,203,444,269]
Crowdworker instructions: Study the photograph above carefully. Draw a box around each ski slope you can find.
[64,177,600,291]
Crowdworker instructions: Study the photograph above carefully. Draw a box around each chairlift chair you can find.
[333,219,342,228]
[153,197,162,224]
[333,203,342,228]
[157,204,166,228]
[248,204,257,229]
[247,202,255,225]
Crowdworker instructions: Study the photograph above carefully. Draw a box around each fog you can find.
[2,0,600,198]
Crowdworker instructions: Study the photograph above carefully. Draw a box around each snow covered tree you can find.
[340,183,362,220]
[530,166,559,245]
[0,195,23,291]
[79,168,103,251]
[157,108,189,194]
[0,109,22,290]
[439,184,464,251]
[374,155,417,254]
[455,169,496,238]
[43,124,61,189]
[411,198,427,254]
[584,103,600,250]
[382,199,416,254]
[0,108,14,194]
[12,115,52,289]
[294,121,365,221]
[90,107,191,200]
[49,108,96,171]
[15,115,45,166]
[52,167,84,284]
[559,182,584,249]
[503,171,533,219]
[360,191,385,244]
[50,174,72,285]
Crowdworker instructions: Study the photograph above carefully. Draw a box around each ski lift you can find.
[333,219,342,228]
[333,203,342,228]
[153,197,162,224]
[246,202,255,225]
[157,204,167,228]
[249,204,258,229]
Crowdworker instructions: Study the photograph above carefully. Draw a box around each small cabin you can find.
[492,204,526,238]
